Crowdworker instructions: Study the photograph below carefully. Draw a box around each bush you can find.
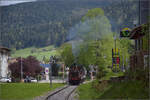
[96,68,106,79]
[125,67,149,87]
[92,79,108,92]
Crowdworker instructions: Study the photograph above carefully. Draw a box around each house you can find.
[129,24,149,70]
[129,0,149,70]
[0,46,11,78]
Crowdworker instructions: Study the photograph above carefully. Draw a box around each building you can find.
[129,0,149,70]
[0,46,11,78]
[129,24,149,70]
[40,63,51,80]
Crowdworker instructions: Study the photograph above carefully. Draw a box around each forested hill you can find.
[0,0,138,49]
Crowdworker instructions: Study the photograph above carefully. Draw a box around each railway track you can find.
[45,85,78,100]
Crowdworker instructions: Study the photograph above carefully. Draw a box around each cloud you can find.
[0,0,37,6]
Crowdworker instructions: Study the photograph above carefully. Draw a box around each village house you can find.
[129,0,149,70]
[0,46,11,78]
[129,24,149,70]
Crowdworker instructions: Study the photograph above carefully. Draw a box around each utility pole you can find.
[139,0,141,25]
[0,8,2,46]
[122,55,124,71]
[114,36,117,73]
[126,57,128,70]
[62,63,65,83]
[21,57,23,81]
[49,56,53,88]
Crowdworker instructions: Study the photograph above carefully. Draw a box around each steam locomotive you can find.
[69,64,86,85]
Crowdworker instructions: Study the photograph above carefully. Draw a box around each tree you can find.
[82,8,104,21]
[74,8,112,41]
[70,8,114,79]
[9,56,43,80]
[60,43,75,67]
[76,34,114,79]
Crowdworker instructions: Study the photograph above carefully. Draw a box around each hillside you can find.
[0,0,138,49]
[11,45,60,61]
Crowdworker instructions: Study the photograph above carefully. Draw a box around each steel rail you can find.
[65,86,77,100]
[45,85,69,100]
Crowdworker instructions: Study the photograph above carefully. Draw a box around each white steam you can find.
[67,15,112,56]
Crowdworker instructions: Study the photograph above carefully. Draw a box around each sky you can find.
[0,0,37,6]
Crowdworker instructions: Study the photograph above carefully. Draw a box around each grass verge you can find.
[0,83,65,100]
[78,80,149,99]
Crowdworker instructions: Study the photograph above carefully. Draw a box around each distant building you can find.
[0,46,11,78]
[8,58,18,64]
[40,63,51,80]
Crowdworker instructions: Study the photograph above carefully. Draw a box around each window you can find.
[144,55,148,69]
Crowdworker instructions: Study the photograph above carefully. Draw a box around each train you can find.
[68,64,86,85]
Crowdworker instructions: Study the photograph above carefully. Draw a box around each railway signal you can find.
[112,48,120,72]
[120,28,131,37]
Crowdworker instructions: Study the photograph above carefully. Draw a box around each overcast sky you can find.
[0,0,37,6]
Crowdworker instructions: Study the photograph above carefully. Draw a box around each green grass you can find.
[78,82,100,100]
[100,80,149,99]
[101,70,124,80]
[0,83,65,100]
[11,45,60,61]
[78,80,149,100]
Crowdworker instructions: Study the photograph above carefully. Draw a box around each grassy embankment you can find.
[0,83,65,100]
[78,80,149,99]
[11,45,60,61]
[78,71,149,99]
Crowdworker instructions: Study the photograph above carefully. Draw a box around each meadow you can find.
[11,45,60,61]
[0,83,65,100]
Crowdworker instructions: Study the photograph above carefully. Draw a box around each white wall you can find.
[0,53,9,78]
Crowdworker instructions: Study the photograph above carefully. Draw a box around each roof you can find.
[0,46,11,52]
[40,63,51,68]
[130,24,147,39]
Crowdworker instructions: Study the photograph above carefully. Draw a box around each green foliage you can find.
[100,80,149,99]
[0,83,64,100]
[77,82,101,99]
[103,0,138,31]
[78,8,111,41]
[82,8,104,21]
[76,34,114,79]
[141,23,149,50]
[125,67,149,87]
[78,80,149,99]
[1,0,138,49]
[101,70,124,80]
[60,43,75,67]
[73,7,132,79]
[118,38,134,67]
[0,0,105,49]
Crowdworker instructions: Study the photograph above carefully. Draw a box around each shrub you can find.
[125,67,149,87]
